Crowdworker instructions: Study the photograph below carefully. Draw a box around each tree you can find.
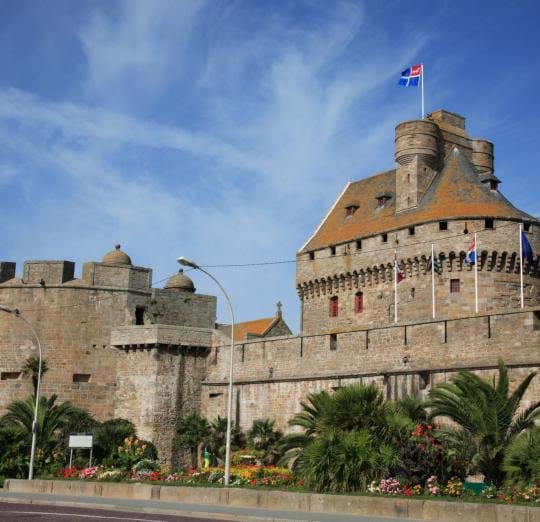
[428,359,540,485]
[21,356,48,397]
[247,418,283,465]
[174,413,210,467]
[278,384,391,469]
[207,415,245,464]
[0,394,83,473]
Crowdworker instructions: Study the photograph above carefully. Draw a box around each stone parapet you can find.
[111,324,214,349]
[4,479,539,522]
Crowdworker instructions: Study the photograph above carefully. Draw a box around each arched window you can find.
[329,296,339,317]
[355,292,364,313]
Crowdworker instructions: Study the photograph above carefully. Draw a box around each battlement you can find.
[202,307,540,431]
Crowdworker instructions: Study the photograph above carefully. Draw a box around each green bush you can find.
[502,427,540,485]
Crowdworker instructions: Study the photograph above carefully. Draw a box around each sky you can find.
[0,0,539,331]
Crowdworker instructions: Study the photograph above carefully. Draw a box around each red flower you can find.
[250,479,257,485]
[404,485,412,497]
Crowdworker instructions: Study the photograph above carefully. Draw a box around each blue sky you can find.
[0,0,539,330]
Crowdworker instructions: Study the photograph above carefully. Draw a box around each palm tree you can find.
[248,419,282,450]
[207,415,244,464]
[502,427,540,485]
[21,356,48,397]
[0,394,83,472]
[428,359,540,485]
[174,413,211,467]
[278,384,391,468]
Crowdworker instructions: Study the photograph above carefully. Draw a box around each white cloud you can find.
[0,1,429,328]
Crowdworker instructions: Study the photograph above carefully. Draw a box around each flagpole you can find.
[431,243,435,319]
[474,232,478,313]
[421,63,425,119]
[394,250,398,324]
[519,223,524,308]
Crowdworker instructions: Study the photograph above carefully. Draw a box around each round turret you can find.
[102,244,132,265]
[471,139,494,176]
[395,120,440,167]
[164,269,196,293]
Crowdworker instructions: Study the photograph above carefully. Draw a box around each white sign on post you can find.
[69,435,93,448]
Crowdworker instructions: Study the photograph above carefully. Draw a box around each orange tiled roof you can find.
[300,149,536,253]
[233,317,276,342]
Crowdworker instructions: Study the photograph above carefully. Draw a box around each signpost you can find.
[69,434,93,468]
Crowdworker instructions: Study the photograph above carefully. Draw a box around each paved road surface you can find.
[0,492,424,522]
[0,502,232,521]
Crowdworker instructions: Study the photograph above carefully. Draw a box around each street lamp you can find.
[0,305,42,480]
[177,257,236,486]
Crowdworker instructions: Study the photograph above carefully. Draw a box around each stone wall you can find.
[297,219,540,334]
[201,307,540,432]
[114,344,210,464]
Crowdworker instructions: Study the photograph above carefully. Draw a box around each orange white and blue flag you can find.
[398,64,422,87]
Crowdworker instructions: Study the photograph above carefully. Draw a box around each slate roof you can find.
[300,148,536,253]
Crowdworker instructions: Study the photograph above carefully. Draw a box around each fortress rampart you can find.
[202,307,540,432]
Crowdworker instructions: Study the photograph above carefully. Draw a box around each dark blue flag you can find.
[522,231,534,265]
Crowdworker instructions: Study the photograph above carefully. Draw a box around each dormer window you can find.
[490,180,498,191]
[345,204,359,218]
[375,193,391,208]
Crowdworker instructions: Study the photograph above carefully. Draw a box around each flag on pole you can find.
[395,253,405,283]
[522,231,535,265]
[426,251,442,274]
[466,238,476,265]
[398,64,422,86]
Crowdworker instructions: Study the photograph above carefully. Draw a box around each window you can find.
[1,372,21,380]
[407,196,411,206]
[410,288,415,300]
[382,233,388,243]
[408,226,415,236]
[329,296,339,317]
[209,392,223,398]
[329,333,338,350]
[490,180,498,191]
[72,373,91,383]
[450,279,460,293]
[407,173,410,183]
[330,246,336,256]
[439,221,448,231]
[309,252,315,260]
[135,306,145,325]
[345,205,358,217]
[377,197,385,207]
[524,223,531,233]
[356,239,362,250]
[355,292,364,313]
[485,218,494,229]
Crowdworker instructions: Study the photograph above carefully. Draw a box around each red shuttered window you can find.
[329,296,339,317]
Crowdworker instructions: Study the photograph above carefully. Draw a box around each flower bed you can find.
[53,465,540,505]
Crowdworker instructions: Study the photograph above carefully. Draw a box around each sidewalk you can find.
[0,491,421,522]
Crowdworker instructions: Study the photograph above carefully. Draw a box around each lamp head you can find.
[177,256,199,269]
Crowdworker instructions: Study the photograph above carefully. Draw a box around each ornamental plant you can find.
[116,437,147,471]
[378,477,402,495]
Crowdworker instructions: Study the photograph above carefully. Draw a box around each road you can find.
[0,492,424,522]
[0,502,232,521]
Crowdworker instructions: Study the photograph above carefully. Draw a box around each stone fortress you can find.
[1,109,539,463]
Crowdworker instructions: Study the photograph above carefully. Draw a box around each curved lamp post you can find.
[0,305,42,480]
[177,257,236,486]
